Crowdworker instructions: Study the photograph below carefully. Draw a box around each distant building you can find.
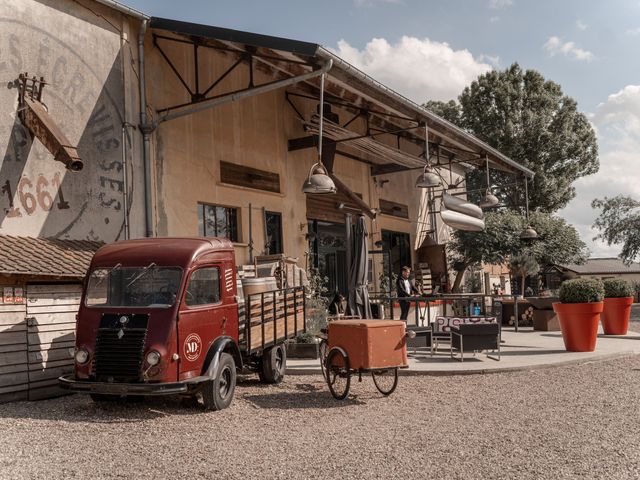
[545,258,640,297]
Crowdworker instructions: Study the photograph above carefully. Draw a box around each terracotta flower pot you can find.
[601,297,633,335]
[552,302,603,352]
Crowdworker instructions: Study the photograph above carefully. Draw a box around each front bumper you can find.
[58,374,209,396]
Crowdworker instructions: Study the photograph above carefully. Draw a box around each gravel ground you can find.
[2,356,640,480]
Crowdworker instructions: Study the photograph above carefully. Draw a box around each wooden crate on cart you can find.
[328,320,408,370]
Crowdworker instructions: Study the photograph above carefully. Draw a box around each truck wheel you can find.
[202,353,236,411]
[260,344,286,384]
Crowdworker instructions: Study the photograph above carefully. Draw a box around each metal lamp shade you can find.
[480,191,500,208]
[302,163,336,195]
[415,167,440,188]
[520,225,538,240]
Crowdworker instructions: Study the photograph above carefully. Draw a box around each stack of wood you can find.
[237,264,256,279]
[414,262,433,295]
[253,254,305,289]
[509,305,535,326]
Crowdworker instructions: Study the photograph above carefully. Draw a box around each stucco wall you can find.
[0,0,143,242]
[144,33,439,284]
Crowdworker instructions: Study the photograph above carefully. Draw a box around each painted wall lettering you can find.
[2,174,71,216]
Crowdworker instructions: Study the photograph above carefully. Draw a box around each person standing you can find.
[396,266,419,321]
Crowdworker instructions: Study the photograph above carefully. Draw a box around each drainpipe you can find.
[138,19,154,237]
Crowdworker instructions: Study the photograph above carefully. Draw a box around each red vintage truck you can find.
[59,237,306,410]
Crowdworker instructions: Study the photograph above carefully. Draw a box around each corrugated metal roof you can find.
[562,258,640,275]
[146,16,533,178]
[150,17,319,57]
[0,235,102,278]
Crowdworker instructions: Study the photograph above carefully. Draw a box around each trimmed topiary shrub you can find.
[603,278,633,298]
[559,278,604,304]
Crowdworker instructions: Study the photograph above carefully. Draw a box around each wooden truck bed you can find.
[238,286,305,353]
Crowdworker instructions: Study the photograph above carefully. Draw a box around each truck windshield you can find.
[85,266,182,308]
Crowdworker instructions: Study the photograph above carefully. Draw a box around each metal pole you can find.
[345,213,352,296]
[121,124,130,240]
[248,203,254,263]
[138,19,154,237]
[388,249,394,319]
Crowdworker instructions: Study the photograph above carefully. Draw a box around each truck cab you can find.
[60,237,304,410]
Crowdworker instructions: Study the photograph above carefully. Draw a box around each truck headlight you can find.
[75,348,89,364]
[146,350,161,366]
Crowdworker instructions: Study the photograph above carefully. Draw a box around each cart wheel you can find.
[326,347,351,400]
[319,339,329,380]
[371,368,398,396]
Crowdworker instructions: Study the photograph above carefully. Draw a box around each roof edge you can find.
[93,0,149,20]
[150,17,320,58]
[316,47,534,178]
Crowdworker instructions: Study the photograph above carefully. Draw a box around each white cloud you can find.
[332,36,492,102]
[488,0,512,9]
[489,16,500,23]
[543,36,594,61]
[559,85,640,257]
[626,27,640,35]
[576,19,588,31]
[479,54,501,67]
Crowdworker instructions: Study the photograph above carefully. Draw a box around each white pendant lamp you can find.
[302,72,336,195]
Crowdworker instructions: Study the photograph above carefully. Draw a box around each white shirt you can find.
[403,278,411,294]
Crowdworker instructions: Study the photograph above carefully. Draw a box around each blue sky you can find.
[123,0,640,258]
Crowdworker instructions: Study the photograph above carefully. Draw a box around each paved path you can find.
[287,327,640,375]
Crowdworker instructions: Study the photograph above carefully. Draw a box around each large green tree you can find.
[448,211,589,292]
[592,196,640,264]
[426,63,599,213]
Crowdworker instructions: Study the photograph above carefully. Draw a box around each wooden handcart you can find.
[320,320,412,399]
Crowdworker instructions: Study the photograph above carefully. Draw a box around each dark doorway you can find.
[308,219,348,296]
[264,211,283,255]
[382,230,411,281]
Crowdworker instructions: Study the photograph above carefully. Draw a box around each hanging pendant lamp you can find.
[302,162,336,194]
[415,164,441,188]
[480,155,499,208]
[416,122,441,189]
[302,73,336,195]
[519,176,538,240]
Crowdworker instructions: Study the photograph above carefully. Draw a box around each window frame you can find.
[197,202,240,242]
[183,266,223,308]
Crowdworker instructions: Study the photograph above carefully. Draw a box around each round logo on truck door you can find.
[183,333,202,362]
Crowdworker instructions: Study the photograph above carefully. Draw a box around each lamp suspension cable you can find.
[425,122,430,165]
[485,155,491,189]
[318,72,325,163]
[524,176,529,220]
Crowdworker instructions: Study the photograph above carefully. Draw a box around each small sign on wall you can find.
[14,287,24,304]
[2,287,25,304]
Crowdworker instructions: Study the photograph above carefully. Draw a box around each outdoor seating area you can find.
[289,326,640,375]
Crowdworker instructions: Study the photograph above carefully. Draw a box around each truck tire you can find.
[260,344,286,384]
[202,353,236,411]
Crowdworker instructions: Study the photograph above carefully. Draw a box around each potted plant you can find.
[601,278,634,335]
[286,332,320,359]
[553,278,604,352]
